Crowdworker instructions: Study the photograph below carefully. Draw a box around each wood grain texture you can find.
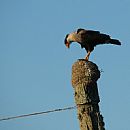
[71,59,105,130]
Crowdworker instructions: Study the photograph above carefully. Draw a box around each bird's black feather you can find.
[77,28,85,34]
[64,34,69,45]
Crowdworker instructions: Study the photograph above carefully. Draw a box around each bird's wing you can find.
[78,29,100,43]
[77,28,100,34]
[82,30,100,35]
[80,30,113,46]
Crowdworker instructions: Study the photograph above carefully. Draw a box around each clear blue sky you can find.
[0,0,130,130]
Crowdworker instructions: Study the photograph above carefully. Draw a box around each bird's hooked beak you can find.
[65,42,70,48]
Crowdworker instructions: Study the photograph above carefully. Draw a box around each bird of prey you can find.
[64,28,121,61]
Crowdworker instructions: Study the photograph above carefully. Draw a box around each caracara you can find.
[64,28,121,60]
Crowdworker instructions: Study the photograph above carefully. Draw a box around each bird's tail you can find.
[109,39,121,45]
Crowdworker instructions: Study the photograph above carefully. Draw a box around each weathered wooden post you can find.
[71,59,105,130]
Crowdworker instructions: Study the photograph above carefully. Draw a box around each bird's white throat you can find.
[67,32,77,43]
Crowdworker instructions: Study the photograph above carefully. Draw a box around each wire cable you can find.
[0,106,76,122]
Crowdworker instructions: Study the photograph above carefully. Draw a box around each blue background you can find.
[0,0,130,130]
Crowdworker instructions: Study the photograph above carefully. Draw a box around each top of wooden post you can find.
[71,59,100,87]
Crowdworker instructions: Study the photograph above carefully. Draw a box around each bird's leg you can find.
[85,51,91,61]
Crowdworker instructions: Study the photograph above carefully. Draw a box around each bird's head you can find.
[64,32,77,48]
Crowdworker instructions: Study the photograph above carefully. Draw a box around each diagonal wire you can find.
[0,106,76,122]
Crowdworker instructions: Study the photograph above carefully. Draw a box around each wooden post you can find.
[71,59,105,130]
